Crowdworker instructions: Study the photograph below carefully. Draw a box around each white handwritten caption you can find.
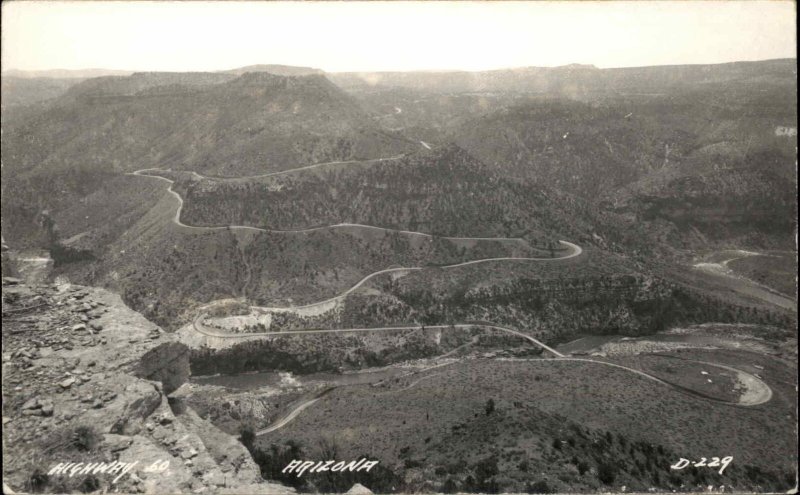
[47,459,170,484]
[671,456,733,475]
[282,458,379,478]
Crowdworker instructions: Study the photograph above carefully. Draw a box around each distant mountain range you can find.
[5,59,795,106]
[329,59,796,94]
[2,70,414,179]
[2,68,134,79]
[221,64,324,76]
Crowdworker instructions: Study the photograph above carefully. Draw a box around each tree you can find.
[239,425,256,451]
[527,480,553,493]
[598,463,617,484]
[442,477,459,493]
[79,476,101,493]
[474,455,499,490]
[27,470,49,493]
[485,398,495,415]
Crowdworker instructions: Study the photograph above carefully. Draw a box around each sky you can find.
[1,1,796,73]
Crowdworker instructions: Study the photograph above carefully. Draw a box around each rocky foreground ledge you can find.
[1,277,293,494]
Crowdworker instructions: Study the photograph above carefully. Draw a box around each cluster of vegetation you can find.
[189,327,477,376]
[726,252,798,297]
[449,79,796,250]
[176,145,573,241]
[266,353,796,493]
[373,271,795,344]
[190,264,793,380]
[1,71,413,179]
[23,425,104,494]
[83,211,549,330]
[252,391,795,493]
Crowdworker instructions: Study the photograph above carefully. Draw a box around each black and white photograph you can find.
[1,1,797,493]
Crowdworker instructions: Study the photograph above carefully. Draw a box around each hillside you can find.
[1,76,84,111]
[446,89,796,249]
[39,177,566,329]
[331,59,796,95]
[1,59,795,495]
[223,64,324,77]
[263,356,796,493]
[1,71,414,181]
[0,69,417,256]
[1,278,293,494]
[329,59,797,253]
[175,145,586,239]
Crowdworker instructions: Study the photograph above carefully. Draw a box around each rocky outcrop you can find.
[1,278,293,494]
[134,342,191,395]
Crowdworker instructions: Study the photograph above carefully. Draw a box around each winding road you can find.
[257,388,337,436]
[253,351,772,436]
[130,161,582,316]
[130,167,569,245]
[129,156,773,436]
[693,251,796,311]
[179,154,406,181]
[193,316,565,357]
[551,358,772,406]
[247,239,581,313]
[194,311,771,410]
[193,310,771,439]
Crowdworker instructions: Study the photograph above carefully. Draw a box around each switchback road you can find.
[130,167,573,245]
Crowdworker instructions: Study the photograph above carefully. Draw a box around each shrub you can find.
[80,475,101,493]
[473,456,499,481]
[27,469,49,493]
[239,425,256,451]
[72,425,101,452]
[598,463,617,484]
[442,477,459,493]
[527,480,553,493]
[485,398,496,415]
[447,459,467,474]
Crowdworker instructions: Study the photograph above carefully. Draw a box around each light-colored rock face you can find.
[345,482,375,494]
[2,280,293,494]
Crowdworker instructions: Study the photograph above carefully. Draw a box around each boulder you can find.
[103,434,133,452]
[180,447,199,459]
[346,483,374,495]
[59,377,76,389]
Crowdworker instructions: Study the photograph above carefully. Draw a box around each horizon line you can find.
[3,57,796,77]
